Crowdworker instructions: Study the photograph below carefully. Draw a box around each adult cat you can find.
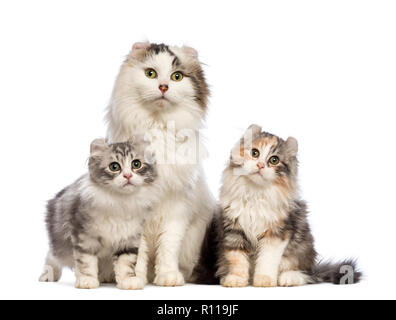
[106,42,215,288]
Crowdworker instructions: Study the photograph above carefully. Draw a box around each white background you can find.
[0,0,395,300]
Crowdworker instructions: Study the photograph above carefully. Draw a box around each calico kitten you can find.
[216,125,361,287]
[105,43,215,288]
[39,139,157,289]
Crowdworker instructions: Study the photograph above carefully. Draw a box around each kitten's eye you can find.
[145,69,157,79]
[269,156,280,166]
[109,162,121,172]
[251,149,260,158]
[132,160,142,170]
[171,71,183,82]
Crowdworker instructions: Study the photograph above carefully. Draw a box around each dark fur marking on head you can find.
[147,43,173,56]
[172,56,181,67]
[189,69,209,109]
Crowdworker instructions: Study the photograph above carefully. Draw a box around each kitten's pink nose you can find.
[159,84,169,94]
[123,173,132,180]
[257,162,265,170]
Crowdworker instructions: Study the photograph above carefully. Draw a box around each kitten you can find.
[216,125,361,287]
[39,139,158,289]
[105,43,215,288]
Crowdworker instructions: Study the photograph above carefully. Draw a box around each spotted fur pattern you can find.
[39,139,159,290]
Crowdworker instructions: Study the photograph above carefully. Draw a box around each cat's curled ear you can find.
[129,134,152,154]
[132,42,150,51]
[284,137,298,157]
[130,42,150,59]
[129,135,156,165]
[243,124,262,142]
[230,124,262,166]
[182,46,198,59]
[90,138,108,155]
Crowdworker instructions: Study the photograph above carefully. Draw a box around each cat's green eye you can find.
[109,162,121,172]
[269,156,280,166]
[132,160,142,170]
[251,148,260,158]
[171,71,183,82]
[145,68,157,79]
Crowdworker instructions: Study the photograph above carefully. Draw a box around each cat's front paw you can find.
[278,271,308,287]
[39,270,60,282]
[117,276,146,290]
[221,274,248,288]
[154,271,185,287]
[75,276,100,289]
[39,265,62,282]
[253,274,277,287]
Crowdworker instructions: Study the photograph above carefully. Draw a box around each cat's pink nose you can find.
[123,173,132,180]
[257,162,265,170]
[159,84,169,94]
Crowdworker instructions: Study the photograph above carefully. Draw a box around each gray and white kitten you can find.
[215,125,361,287]
[39,139,158,289]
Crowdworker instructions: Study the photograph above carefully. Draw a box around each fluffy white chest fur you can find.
[89,211,143,248]
[81,178,147,252]
[221,175,289,241]
[151,132,202,189]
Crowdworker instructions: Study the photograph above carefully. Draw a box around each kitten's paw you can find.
[75,276,100,289]
[39,265,61,282]
[39,271,57,282]
[221,274,249,288]
[117,277,146,290]
[253,274,277,287]
[154,271,185,287]
[278,271,308,287]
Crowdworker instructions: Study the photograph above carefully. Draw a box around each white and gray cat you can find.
[39,139,158,289]
[106,42,216,288]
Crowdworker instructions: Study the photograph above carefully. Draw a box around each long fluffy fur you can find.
[208,125,361,287]
[106,43,216,286]
[310,259,362,284]
[39,140,159,289]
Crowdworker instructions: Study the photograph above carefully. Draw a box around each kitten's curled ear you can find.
[182,46,198,59]
[230,124,262,166]
[285,137,298,157]
[129,134,155,165]
[129,134,150,150]
[243,124,262,142]
[90,138,108,154]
